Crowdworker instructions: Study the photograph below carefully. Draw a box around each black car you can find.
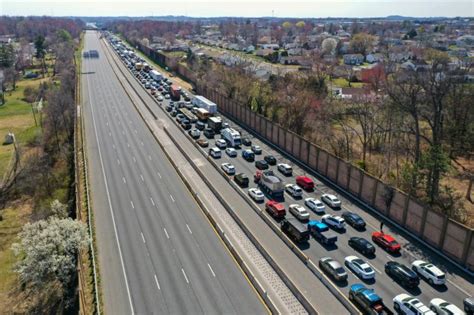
[242,138,252,146]
[385,261,419,288]
[348,237,376,256]
[195,121,206,130]
[181,120,192,130]
[342,211,366,230]
[203,128,215,139]
[264,155,277,165]
[255,160,269,170]
[170,110,178,117]
[234,173,249,188]
[165,105,174,112]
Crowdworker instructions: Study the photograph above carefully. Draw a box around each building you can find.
[343,54,364,65]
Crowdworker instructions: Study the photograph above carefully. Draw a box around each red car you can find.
[265,200,286,219]
[372,231,401,253]
[296,176,314,191]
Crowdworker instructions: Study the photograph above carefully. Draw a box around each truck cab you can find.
[281,218,310,243]
[308,220,337,245]
[265,200,286,219]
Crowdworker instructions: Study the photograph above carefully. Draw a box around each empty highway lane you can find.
[82,31,266,315]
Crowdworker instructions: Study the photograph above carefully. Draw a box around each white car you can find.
[157,95,164,101]
[305,198,325,214]
[429,298,464,315]
[277,163,292,176]
[221,162,235,175]
[164,94,171,99]
[344,256,375,280]
[289,204,310,221]
[411,260,446,286]
[285,184,303,198]
[225,147,237,157]
[215,139,227,149]
[322,214,346,230]
[393,294,435,315]
[248,188,264,202]
[321,194,342,208]
[251,145,262,154]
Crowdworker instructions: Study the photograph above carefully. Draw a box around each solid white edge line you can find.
[208,264,216,277]
[86,47,135,315]
[181,268,190,284]
[186,224,192,234]
[154,274,161,290]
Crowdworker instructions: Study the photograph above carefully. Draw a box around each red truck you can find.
[265,200,286,219]
[170,85,181,101]
[296,176,314,191]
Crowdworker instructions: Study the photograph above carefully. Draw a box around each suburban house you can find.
[343,53,365,65]
[259,43,280,50]
[366,53,384,64]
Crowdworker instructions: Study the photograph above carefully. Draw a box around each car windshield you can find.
[335,267,345,274]
[389,240,399,246]
[363,266,373,272]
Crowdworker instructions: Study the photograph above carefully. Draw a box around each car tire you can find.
[430,306,437,313]
[349,293,354,301]
[394,303,400,312]
[428,278,434,285]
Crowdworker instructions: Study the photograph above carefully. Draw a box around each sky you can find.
[1,0,473,18]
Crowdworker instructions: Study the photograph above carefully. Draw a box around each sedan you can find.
[342,211,366,230]
[225,148,237,157]
[372,231,401,254]
[248,188,265,202]
[288,204,310,221]
[264,155,277,165]
[255,160,269,170]
[321,194,342,208]
[215,139,227,149]
[164,94,171,99]
[221,163,236,175]
[251,145,262,154]
[188,128,200,139]
[305,198,325,214]
[429,299,464,315]
[319,257,348,282]
[344,256,375,280]
[348,237,375,256]
[385,261,419,288]
[322,214,345,230]
[285,184,303,198]
[242,138,252,146]
[196,139,209,147]
[411,260,446,286]
[156,95,164,101]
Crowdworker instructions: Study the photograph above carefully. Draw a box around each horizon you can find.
[2,1,473,19]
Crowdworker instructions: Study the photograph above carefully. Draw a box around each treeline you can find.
[0,16,84,40]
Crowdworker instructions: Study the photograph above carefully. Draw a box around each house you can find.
[245,45,255,53]
[343,54,364,65]
[332,87,375,101]
[259,43,280,50]
[366,53,384,64]
[287,48,303,56]
[456,35,474,48]
[0,35,15,44]
[255,48,276,57]
[360,64,385,83]
[389,51,413,63]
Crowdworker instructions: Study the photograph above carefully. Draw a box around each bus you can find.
[180,108,197,123]
[195,108,210,121]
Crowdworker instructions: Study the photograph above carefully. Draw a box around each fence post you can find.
[461,230,473,265]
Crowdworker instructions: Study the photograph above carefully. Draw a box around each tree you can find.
[12,217,88,290]
[405,28,417,39]
[321,38,337,56]
[34,35,47,77]
[295,21,306,28]
[282,21,293,29]
[349,33,375,55]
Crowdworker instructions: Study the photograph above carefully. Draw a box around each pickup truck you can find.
[281,218,310,243]
[349,283,393,315]
[308,220,337,245]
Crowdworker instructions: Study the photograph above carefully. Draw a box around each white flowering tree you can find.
[12,217,88,290]
[321,38,338,56]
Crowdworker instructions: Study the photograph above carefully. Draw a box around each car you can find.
[344,256,375,280]
[319,257,348,282]
[251,145,262,154]
[255,160,269,170]
[165,105,174,112]
[164,94,171,99]
[322,214,346,230]
[429,298,464,315]
[411,260,446,286]
[188,128,200,139]
[265,200,286,219]
[304,198,325,214]
[296,176,314,191]
[181,121,192,130]
[215,139,227,149]
[204,128,215,139]
[248,188,265,202]
[372,231,401,254]
[463,297,474,315]
[264,155,277,165]
[242,138,252,146]
[242,149,255,162]
[234,173,249,187]
[176,114,185,123]
[225,147,237,157]
[195,121,206,130]
[157,95,164,101]
[321,194,342,208]
[222,122,230,129]
[285,184,303,198]
[342,211,366,230]
[385,261,419,288]
[277,163,293,176]
[348,237,376,256]
[170,110,178,117]
[288,204,310,221]
[393,294,435,315]
[209,147,222,159]
[196,139,209,147]
[221,162,235,175]
[349,283,389,314]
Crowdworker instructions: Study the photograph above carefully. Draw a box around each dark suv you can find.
[385,261,419,288]
[348,237,376,256]
[234,173,249,187]
[342,211,366,230]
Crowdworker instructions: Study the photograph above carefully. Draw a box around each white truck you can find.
[221,128,241,147]
[192,95,217,114]
[149,70,163,82]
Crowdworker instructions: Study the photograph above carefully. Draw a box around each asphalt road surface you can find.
[109,34,474,313]
[82,31,266,315]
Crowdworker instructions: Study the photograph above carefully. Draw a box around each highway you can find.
[108,33,474,313]
[81,31,266,315]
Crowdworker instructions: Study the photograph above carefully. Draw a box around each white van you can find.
[209,147,222,159]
